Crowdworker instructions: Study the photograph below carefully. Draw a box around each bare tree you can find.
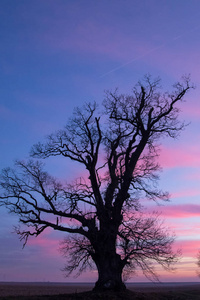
[0,75,193,291]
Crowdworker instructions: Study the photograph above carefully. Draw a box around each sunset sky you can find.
[0,0,200,283]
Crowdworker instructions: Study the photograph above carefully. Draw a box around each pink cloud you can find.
[27,229,60,255]
[28,235,58,248]
[181,101,200,119]
[174,239,200,257]
[159,145,200,169]
[171,189,200,199]
[147,203,200,219]
[175,224,200,239]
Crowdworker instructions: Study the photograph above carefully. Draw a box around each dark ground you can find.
[1,283,200,300]
[1,289,200,300]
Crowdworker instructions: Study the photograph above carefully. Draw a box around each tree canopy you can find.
[0,75,193,291]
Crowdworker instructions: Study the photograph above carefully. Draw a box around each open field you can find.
[1,282,200,299]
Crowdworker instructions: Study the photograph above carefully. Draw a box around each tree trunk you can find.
[93,252,126,292]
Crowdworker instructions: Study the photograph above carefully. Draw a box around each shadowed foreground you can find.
[1,283,200,300]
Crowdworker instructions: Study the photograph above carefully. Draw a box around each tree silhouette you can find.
[0,75,192,291]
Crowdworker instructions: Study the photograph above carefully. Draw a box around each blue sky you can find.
[0,0,200,282]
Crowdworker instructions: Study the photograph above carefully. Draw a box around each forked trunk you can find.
[93,252,126,291]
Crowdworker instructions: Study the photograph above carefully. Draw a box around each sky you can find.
[0,0,200,283]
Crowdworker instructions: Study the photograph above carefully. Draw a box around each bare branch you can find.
[0,75,193,289]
